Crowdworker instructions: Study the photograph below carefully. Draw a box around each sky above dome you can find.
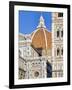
[19,11,52,34]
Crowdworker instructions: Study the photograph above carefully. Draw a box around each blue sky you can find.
[19,11,52,34]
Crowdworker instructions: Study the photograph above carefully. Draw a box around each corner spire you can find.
[37,13,46,28]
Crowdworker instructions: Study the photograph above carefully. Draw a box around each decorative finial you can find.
[37,12,46,28]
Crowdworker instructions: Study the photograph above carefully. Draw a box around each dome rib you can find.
[31,29,38,40]
[42,28,47,50]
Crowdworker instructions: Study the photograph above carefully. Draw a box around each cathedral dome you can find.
[31,28,52,49]
[31,15,52,50]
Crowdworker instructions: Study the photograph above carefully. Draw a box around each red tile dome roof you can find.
[31,28,52,50]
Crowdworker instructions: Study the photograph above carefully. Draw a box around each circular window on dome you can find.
[34,71,39,77]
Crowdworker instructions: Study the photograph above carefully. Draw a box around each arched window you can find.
[61,48,63,55]
[19,50,21,56]
[57,30,59,37]
[57,48,60,56]
[61,30,63,37]
[58,13,63,17]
